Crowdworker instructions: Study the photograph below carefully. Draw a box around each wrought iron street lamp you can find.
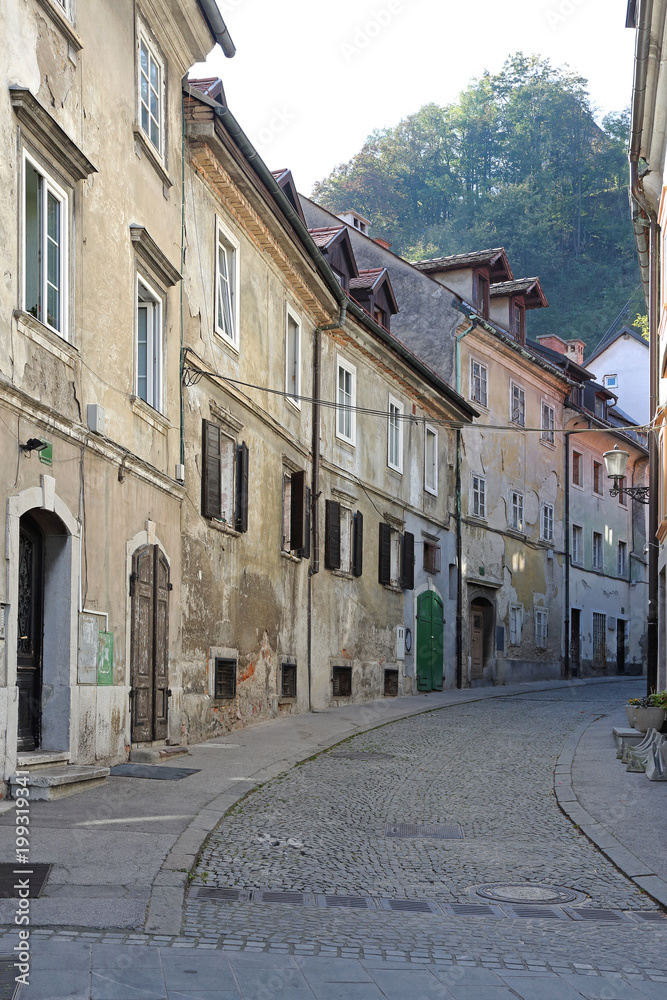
[603,444,650,504]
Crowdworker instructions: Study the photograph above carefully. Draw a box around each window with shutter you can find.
[423,540,441,575]
[352,511,363,577]
[402,532,415,590]
[235,442,248,532]
[202,420,222,518]
[325,500,341,569]
[290,470,306,551]
[378,522,392,585]
[298,486,311,560]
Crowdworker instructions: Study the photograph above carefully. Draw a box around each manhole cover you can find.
[473,883,583,904]
[385,822,464,840]
[331,751,393,760]
[0,864,51,899]
[109,764,200,780]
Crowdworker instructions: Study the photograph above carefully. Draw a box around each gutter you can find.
[197,0,236,57]
[629,0,659,694]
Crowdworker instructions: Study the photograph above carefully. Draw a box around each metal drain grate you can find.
[321,895,374,909]
[257,891,305,905]
[571,908,624,921]
[447,903,496,916]
[510,905,563,919]
[110,764,200,780]
[193,887,247,902]
[0,957,18,1000]
[385,822,464,840]
[0,864,51,899]
[385,899,434,913]
[634,911,666,921]
[330,752,393,761]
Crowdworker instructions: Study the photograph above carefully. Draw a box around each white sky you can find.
[191,0,636,195]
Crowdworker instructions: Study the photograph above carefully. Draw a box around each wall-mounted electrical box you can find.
[396,625,405,660]
[87,404,105,435]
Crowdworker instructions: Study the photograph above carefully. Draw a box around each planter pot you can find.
[633,707,666,734]
[625,705,636,728]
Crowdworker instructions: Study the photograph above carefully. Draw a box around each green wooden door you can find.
[416,591,444,692]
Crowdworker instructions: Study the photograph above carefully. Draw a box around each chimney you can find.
[375,237,392,250]
[536,335,567,356]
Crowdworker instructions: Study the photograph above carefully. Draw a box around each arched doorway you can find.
[470,597,494,680]
[416,590,444,692]
[17,514,43,751]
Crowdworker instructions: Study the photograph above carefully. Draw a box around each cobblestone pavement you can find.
[179,680,667,972]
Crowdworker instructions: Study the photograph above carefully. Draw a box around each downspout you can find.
[630,0,658,694]
[564,431,571,679]
[180,93,186,470]
[456,428,463,688]
[307,303,347,712]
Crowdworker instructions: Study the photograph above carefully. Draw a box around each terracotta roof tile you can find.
[491,277,548,309]
[308,226,345,248]
[349,268,385,291]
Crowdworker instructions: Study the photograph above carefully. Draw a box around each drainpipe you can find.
[307,304,347,712]
[456,427,463,688]
[629,0,658,694]
[564,431,571,679]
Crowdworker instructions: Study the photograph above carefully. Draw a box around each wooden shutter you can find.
[202,420,222,518]
[402,531,415,590]
[235,441,249,532]
[325,500,341,569]
[352,511,363,577]
[290,470,306,551]
[378,522,391,585]
[298,486,311,560]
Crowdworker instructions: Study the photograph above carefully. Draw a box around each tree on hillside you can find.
[312,55,639,347]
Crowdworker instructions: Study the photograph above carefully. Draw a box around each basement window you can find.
[332,666,352,697]
[281,662,297,699]
[214,658,237,699]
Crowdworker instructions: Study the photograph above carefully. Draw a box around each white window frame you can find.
[572,524,583,565]
[541,400,555,444]
[138,29,165,158]
[424,424,438,496]
[285,305,301,409]
[22,150,69,339]
[510,490,524,532]
[388,395,404,473]
[534,608,548,649]
[618,540,627,577]
[336,355,356,445]
[136,276,163,412]
[471,473,486,519]
[603,374,618,389]
[214,216,240,349]
[510,382,526,427]
[509,604,523,646]
[470,358,488,407]
[541,502,554,543]
[592,530,603,571]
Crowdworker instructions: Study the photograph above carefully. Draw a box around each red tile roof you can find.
[349,268,385,291]
[491,277,548,309]
[412,248,513,282]
[308,226,345,248]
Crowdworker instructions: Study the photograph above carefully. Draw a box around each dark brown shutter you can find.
[325,500,341,569]
[352,511,363,577]
[298,486,311,560]
[402,531,415,590]
[290,470,306,551]
[235,441,249,532]
[378,522,392,585]
[202,420,222,518]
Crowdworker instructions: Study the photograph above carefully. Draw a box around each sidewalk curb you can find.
[144,676,639,934]
[554,714,667,910]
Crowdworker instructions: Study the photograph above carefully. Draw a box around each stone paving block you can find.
[500,974,591,1000]
[17,969,91,1000]
[90,969,166,1000]
[560,974,648,999]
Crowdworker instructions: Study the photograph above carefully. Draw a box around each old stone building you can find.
[177,83,476,742]
[0,0,233,791]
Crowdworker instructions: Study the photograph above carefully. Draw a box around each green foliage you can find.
[633,312,649,340]
[313,54,639,347]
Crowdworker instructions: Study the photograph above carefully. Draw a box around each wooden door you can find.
[570,609,581,677]
[416,591,444,692]
[616,619,626,675]
[470,602,485,680]
[131,545,170,743]
[17,515,43,751]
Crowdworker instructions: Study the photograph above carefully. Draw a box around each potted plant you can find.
[626,698,640,728]
[633,692,667,734]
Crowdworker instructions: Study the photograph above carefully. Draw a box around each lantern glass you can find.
[603,446,629,480]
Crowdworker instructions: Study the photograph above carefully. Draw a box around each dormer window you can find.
[374,307,386,328]
[510,300,525,341]
[595,396,606,419]
[332,268,346,289]
[475,272,490,318]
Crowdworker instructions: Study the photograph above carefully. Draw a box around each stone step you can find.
[9,765,109,801]
[16,750,70,771]
[129,745,190,764]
